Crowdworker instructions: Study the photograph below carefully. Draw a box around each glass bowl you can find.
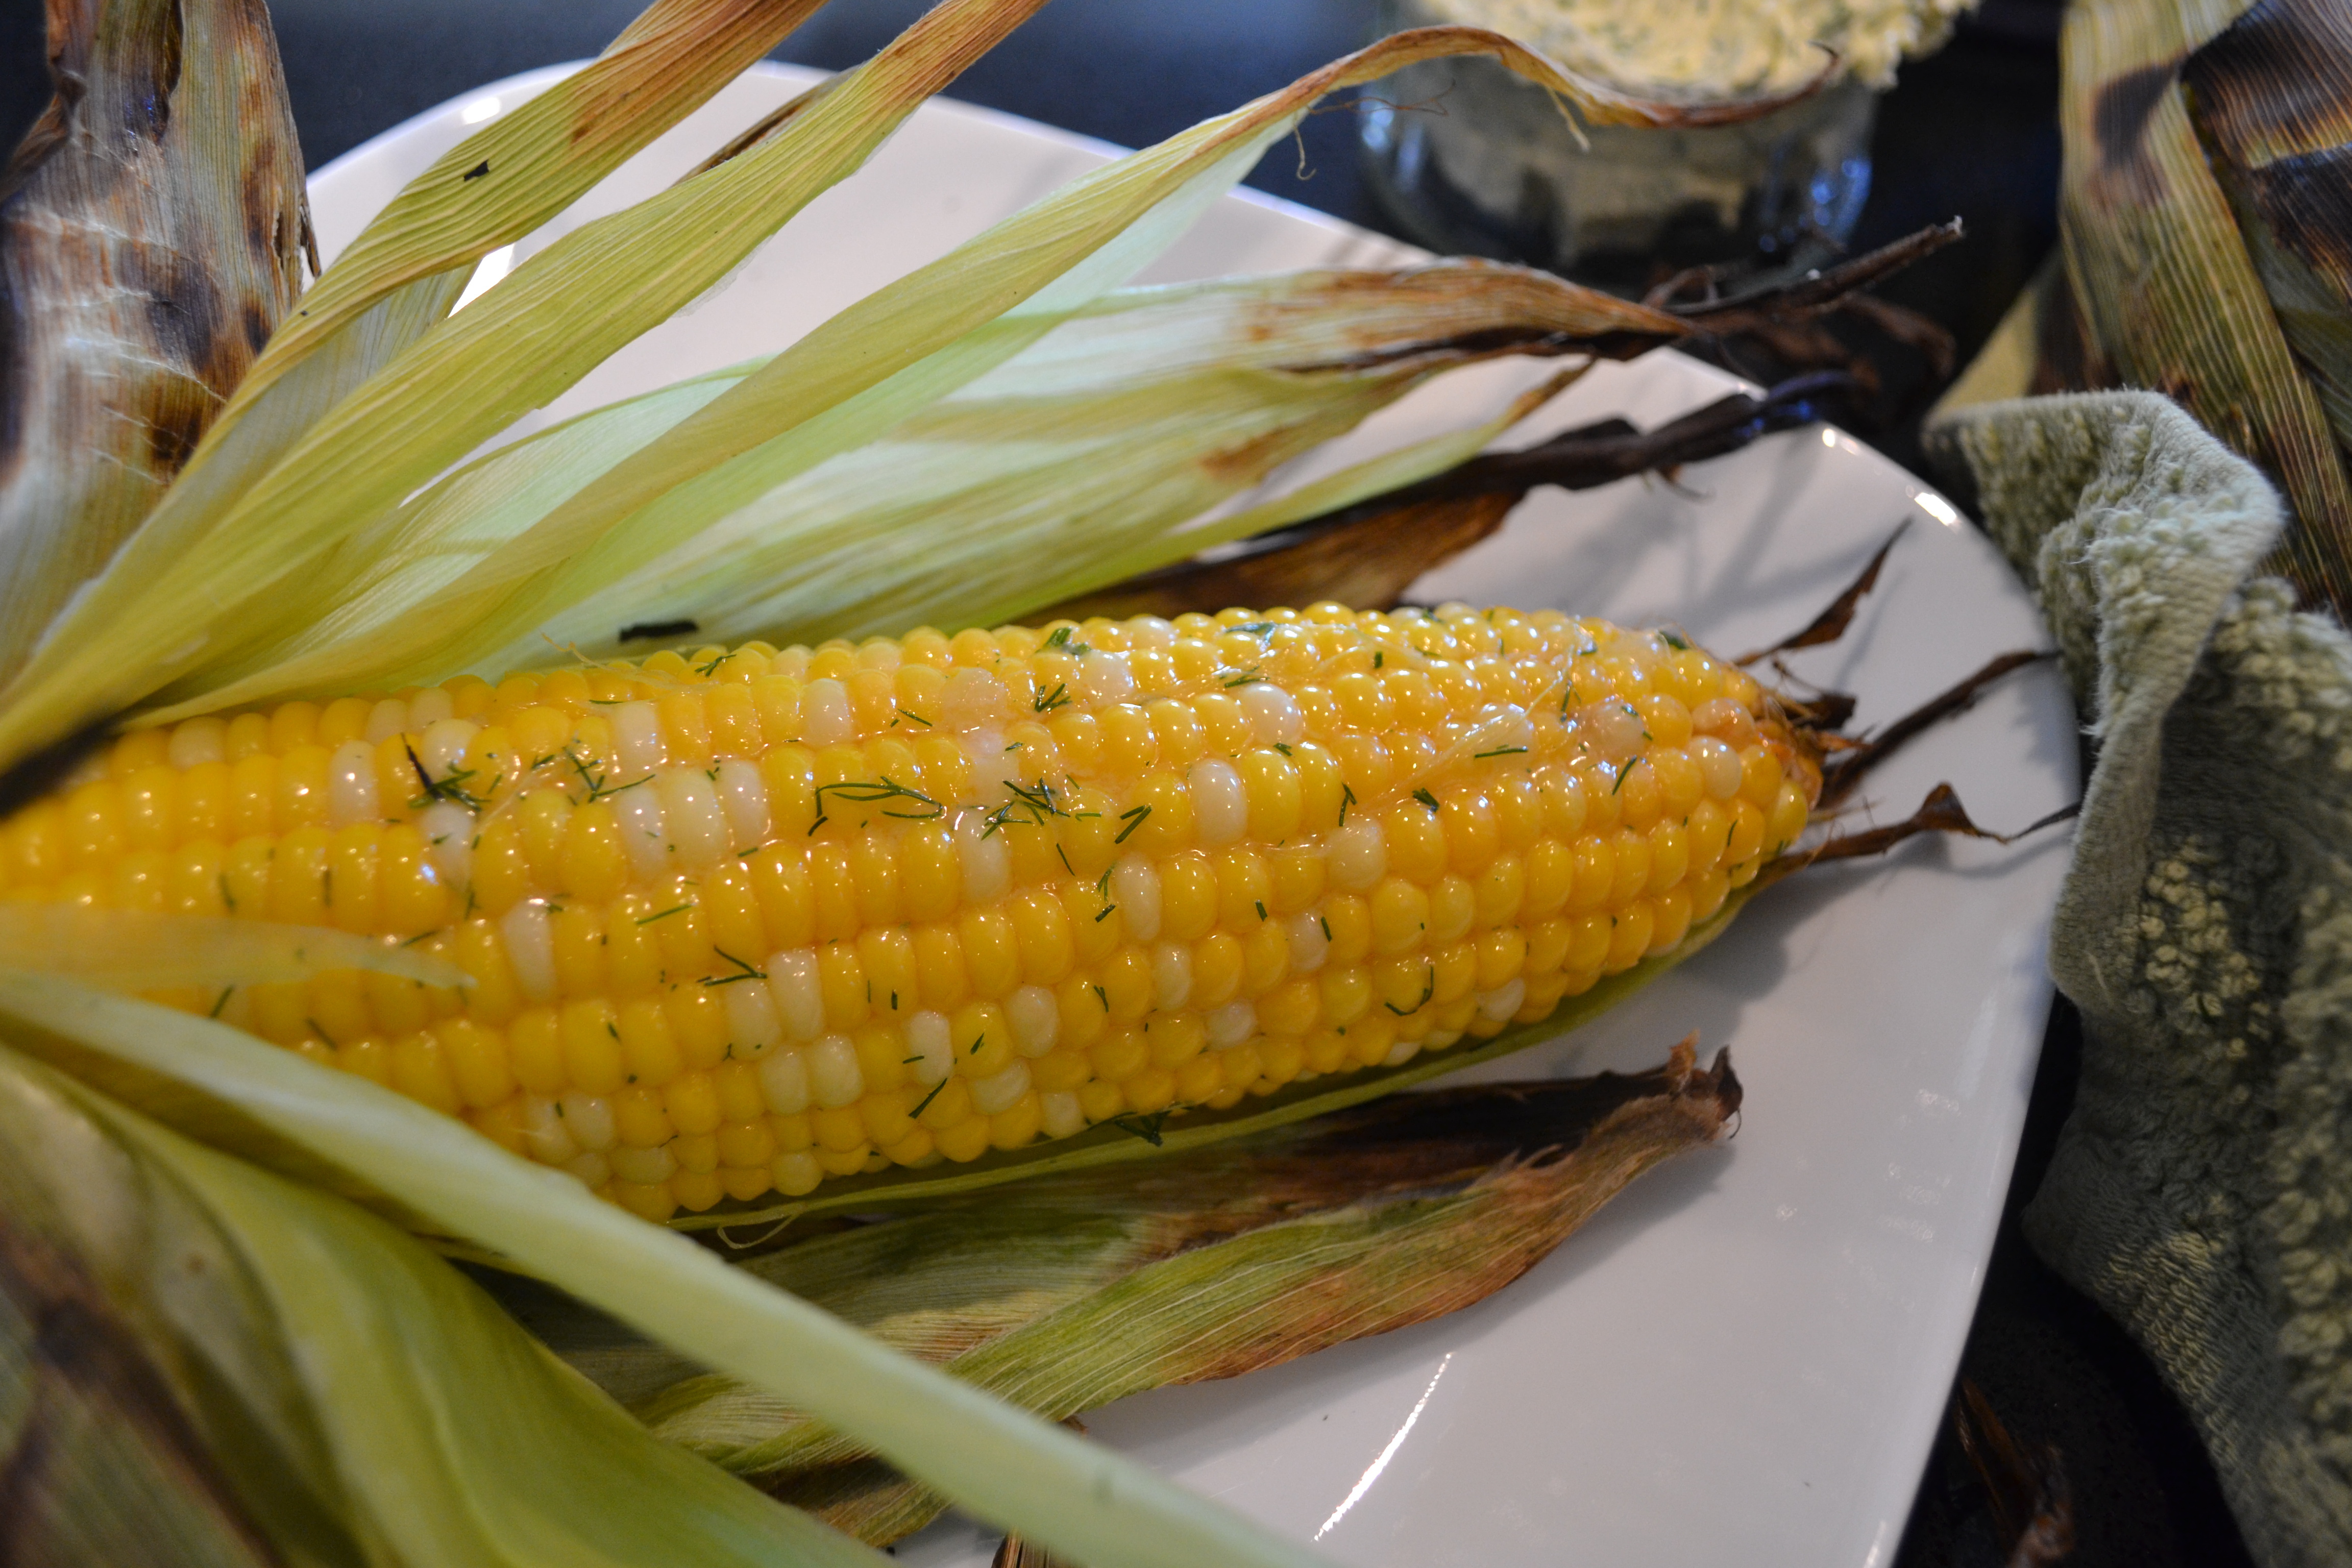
[1360,2,1878,294]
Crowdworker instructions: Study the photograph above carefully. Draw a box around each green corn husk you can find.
[156,263,1671,714]
[481,1044,1739,1547]
[0,0,308,684]
[0,1040,895,1568]
[0,15,1776,769]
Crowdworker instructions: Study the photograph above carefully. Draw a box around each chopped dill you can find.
[209,987,233,1019]
[1114,803,1152,844]
[405,741,489,812]
[1473,745,1529,760]
[562,746,649,802]
[1034,681,1071,713]
[1412,788,1441,812]
[1660,630,1689,650]
[1221,668,1261,688]
[1318,914,1333,939]
[896,707,932,727]
[696,650,736,677]
[701,948,767,986]
[218,873,235,913]
[1107,1109,1176,1146]
[1338,781,1356,826]
[636,902,693,925]
[810,776,944,835]
[1613,759,1640,794]
[1255,900,1267,921]
[306,1017,340,1050]
[911,1078,950,1119]
[1384,968,1435,1017]
[1057,844,1076,876]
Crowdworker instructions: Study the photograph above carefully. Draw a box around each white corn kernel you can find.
[1240,683,1303,746]
[1008,985,1059,1058]
[1207,1001,1257,1048]
[802,679,853,745]
[168,716,228,769]
[955,809,1011,902]
[420,801,473,890]
[417,717,479,781]
[1111,857,1161,941]
[1479,978,1527,1020]
[1152,942,1193,1010]
[904,1012,955,1085]
[1189,760,1246,845]
[721,978,781,1058]
[361,699,408,746]
[1041,1090,1087,1140]
[609,780,669,878]
[655,768,727,868]
[517,1095,578,1164]
[1076,650,1136,706]
[714,758,769,846]
[326,740,379,828]
[773,1150,822,1196]
[499,900,558,1004]
[806,1034,864,1108]
[765,950,824,1040]
[1284,912,1330,972]
[970,1061,1032,1115]
[1690,737,1743,799]
[756,1046,811,1114]
[559,1094,617,1153]
[1326,817,1386,890]
[608,701,666,778]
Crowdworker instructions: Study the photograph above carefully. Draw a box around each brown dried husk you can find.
[2182,0,2352,460]
[0,0,309,682]
[1941,0,2352,615]
[485,1044,1739,1546]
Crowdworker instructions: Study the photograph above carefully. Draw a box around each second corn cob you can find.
[0,603,1815,1220]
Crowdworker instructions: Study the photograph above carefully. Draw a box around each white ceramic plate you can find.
[310,62,2079,1568]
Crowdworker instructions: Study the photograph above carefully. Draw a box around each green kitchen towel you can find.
[1927,390,2352,1567]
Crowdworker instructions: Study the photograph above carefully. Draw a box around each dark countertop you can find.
[0,2,2255,1562]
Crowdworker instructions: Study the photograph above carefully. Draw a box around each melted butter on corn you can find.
[0,604,1815,1220]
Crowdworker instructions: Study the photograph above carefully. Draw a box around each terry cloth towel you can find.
[1927,390,2352,1568]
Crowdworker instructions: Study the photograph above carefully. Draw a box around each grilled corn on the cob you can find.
[0,603,1815,1219]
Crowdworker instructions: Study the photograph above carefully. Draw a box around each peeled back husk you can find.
[482,1043,1741,1546]
[0,1038,894,1568]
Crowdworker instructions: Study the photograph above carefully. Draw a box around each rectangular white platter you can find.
[309,59,2080,1568]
